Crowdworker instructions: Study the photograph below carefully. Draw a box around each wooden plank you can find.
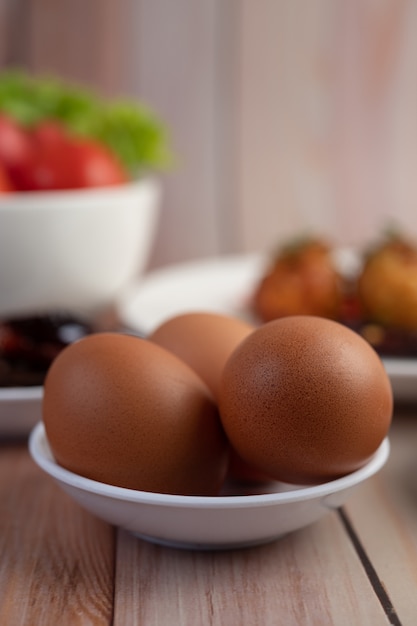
[113,512,389,626]
[381,411,417,541]
[0,0,28,66]
[345,413,417,626]
[0,444,114,626]
[236,0,417,254]
[25,0,237,269]
[4,0,417,266]
[124,0,231,268]
[236,0,338,254]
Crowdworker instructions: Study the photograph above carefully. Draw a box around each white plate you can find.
[29,422,389,550]
[0,386,43,437]
[117,253,417,402]
[118,253,266,332]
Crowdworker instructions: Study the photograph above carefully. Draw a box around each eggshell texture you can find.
[43,332,229,495]
[148,312,255,400]
[219,316,393,484]
[149,311,272,484]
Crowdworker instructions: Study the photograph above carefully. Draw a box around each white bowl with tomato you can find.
[0,72,170,318]
[0,176,161,317]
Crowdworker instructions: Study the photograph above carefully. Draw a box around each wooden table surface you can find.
[1,405,417,626]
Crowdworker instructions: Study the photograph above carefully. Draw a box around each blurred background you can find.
[1,0,416,270]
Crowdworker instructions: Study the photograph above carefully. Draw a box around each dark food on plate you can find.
[252,233,417,358]
[358,234,417,332]
[0,313,93,387]
[252,237,344,322]
[352,234,417,357]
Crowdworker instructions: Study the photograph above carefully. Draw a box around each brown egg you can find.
[148,311,255,400]
[43,332,229,495]
[149,311,273,483]
[219,316,393,484]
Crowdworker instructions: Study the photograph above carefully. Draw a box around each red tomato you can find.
[0,163,14,192]
[0,115,128,191]
[0,115,32,178]
[13,120,76,191]
[13,123,128,191]
[31,119,71,148]
[67,139,128,188]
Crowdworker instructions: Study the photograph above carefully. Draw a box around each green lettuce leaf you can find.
[0,70,172,176]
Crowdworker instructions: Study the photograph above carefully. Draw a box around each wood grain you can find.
[0,444,114,626]
[113,515,388,626]
[1,417,417,624]
[3,1,417,265]
[345,413,417,626]
[236,0,417,254]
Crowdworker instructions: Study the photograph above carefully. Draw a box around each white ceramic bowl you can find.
[0,386,43,437]
[29,422,390,550]
[0,178,160,318]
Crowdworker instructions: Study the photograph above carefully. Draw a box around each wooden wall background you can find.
[1,0,417,269]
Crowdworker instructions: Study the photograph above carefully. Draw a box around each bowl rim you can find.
[0,177,158,208]
[28,421,390,509]
[0,385,43,401]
